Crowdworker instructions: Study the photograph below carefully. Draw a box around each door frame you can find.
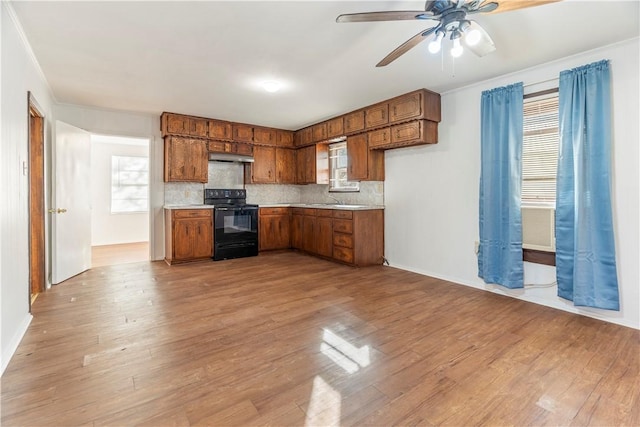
[28,92,46,310]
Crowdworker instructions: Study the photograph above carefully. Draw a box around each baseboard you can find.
[1,313,33,376]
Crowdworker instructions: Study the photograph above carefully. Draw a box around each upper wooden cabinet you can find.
[232,123,254,143]
[164,136,208,183]
[326,117,344,139]
[296,144,329,185]
[208,120,232,140]
[389,90,441,123]
[276,130,295,148]
[294,127,313,147]
[365,103,389,129]
[276,148,296,184]
[162,113,208,138]
[248,145,276,183]
[370,119,438,150]
[208,140,253,156]
[312,123,328,142]
[344,110,365,135]
[347,134,384,182]
[253,127,277,146]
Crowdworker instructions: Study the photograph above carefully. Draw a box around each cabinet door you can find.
[290,214,303,249]
[347,134,368,181]
[189,118,208,138]
[235,143,253,156]
[276,130,295,148]
[326,117,344,139]
[302,215,316,253]
[173,219,194,260]
[251,145,276,183]
[166,114,189,135]
[295,127,313,147]
[391,121,422,144]
[192,218,213,258]
[368,128,391,149]
[208,140,231,153]
[259,215,275,251]
[254,127,277,146]
[190,139,208,183]
[209,120,232,140]
[344,111,365,134]
[296,145,314,184]
[312,123,328,142]
[276,148,296,184]
[390,92,423,123]
[365,103,389,129]
[316,216,333,257]
[233,124,254,142]
[165,137,189,181]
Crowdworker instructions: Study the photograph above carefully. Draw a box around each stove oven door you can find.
[213,206,258,260]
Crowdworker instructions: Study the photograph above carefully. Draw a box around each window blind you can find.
[522,94,559,203]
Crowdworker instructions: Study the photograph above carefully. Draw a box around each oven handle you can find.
[215,207,259,212]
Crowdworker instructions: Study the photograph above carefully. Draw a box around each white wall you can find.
[385,38,639,330]
[91,138,149,246]
[54,104,163,260]
[1,2,55,374]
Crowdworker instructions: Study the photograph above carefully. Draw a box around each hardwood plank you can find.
[1,251,638,426]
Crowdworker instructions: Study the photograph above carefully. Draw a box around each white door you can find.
[51,121,92,284]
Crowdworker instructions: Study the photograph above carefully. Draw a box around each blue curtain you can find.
[478,83,524,289]
[556,60,619,310]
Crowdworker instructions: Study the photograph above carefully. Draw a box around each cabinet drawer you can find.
[333,232,353,248]
[173,209,212,219]
[333,210,353,219]
[260,207,289,215]
[333,246,354,264]
[316,209,333,217]
[333,219,353,234]
[292,207,317,216]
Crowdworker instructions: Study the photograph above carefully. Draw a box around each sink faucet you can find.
[328,195,344,205]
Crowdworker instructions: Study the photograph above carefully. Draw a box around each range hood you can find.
[208,152,254,163]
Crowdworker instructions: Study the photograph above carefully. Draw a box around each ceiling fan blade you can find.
[464,20,496,57]
[468,1,499,14]
[376,27,438,67]
[336,11,435,23]
[485,0,561,14]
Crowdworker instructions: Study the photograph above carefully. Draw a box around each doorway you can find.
[28,93,46,306]
[89,134,150,267]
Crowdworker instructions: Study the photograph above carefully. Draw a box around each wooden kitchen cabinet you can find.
[208,119,232,140]
[326,117,344,139]
[332,209,384,266]
[276,148,296,184]
[254,127,277,146]
[389,89,441,123]
[248,145,276,183]
[162,113,208,138]
[294,127,313,147]
[259,207,290,251]
[344,110,365,135]
[232,123,254,142]
[365,103,389,129]
[312,123,328,142]
[296,144,329,184]
[276,130,295,148]
[208,140,253,156]
[347,134,384,181]
[316,210,333,258]
[302,213,317,253]
[164,209,213,264]
[164,136,208,183]
[290,209,304,250]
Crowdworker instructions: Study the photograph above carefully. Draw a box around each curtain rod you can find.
[523,77,559,88]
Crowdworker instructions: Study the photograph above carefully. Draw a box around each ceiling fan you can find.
[336,0,561,67]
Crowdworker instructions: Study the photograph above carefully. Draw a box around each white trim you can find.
[1,313,33,376]
[2,1,57,103]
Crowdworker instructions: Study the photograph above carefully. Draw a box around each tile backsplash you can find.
[164,161,384,206]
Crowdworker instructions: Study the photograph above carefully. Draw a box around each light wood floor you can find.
[2,252,638,426]
[91,242,149,268]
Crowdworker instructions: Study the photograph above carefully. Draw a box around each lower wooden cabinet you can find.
[259,207,290,251]
[285,207,383,266]
[164,209,213,264]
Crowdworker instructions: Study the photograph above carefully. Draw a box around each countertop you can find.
[164,203,384,211]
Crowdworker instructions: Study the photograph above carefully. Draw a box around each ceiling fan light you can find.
[451,38,463,58]
[465,29,482,46]
[428,32,444,54]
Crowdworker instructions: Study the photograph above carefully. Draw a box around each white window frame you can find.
[328,141,360,193]
[111,155,149,214]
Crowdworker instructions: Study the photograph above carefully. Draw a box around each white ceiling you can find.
[10,0,640,130]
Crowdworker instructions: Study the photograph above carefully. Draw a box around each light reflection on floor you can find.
[305,328,371,426]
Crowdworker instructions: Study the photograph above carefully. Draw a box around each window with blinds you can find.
[522,93,559,205]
